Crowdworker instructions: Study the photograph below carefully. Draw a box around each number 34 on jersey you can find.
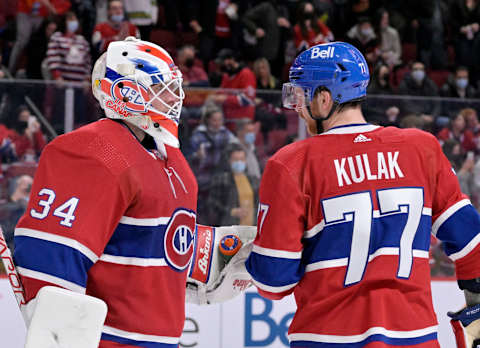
[30,188,79,228]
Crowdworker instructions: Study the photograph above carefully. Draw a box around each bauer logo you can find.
[164,208,196,272]
[311,46,334,59]
[111,79,149,112]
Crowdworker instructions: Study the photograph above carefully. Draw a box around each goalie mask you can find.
[92,37,184,148]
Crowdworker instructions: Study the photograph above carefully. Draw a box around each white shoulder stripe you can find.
[17,267,86,294]
[432,199,471,236]
[15,228,98,263]
[252,244,302,259]
[251,278,297,293]
[289,325,438,343]
[321,124,380,135]
[119,216,170,226]
[102,325,179,344]
[99,254,167,267]
[449,233,480,261]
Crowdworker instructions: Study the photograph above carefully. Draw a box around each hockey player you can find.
[246,41,480,348]
[13,37,255,348]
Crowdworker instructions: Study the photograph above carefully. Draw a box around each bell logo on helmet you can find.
[311,46,335,59]
[111,79,149,112]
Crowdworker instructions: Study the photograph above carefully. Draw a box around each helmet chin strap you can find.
[306,101,340,135]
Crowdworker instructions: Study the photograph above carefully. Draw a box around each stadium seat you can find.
[401,43,417,65]
[150,29,178,54]
[428,69,450,88]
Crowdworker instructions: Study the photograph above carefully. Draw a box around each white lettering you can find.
[363,153,377,180]
[388,151,404,178]
[333,151,405,187]
[198,229,212,275]
[311,46,334,59]
[377,153,389,180]
[334,158,352,187]
[348,155,365,183]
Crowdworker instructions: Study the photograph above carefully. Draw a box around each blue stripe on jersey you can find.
[101,333,178,348]
[290,332,437,348]
[245,252,304,287]
[302,214,431,264]
[436,204,480,256]
[104,223,167,259]
[13,236,93,287]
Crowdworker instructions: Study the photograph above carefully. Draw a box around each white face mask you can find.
[67,20,79,33]
[456,78,468,90]
[111,14,124,23]
[411,70,425,83]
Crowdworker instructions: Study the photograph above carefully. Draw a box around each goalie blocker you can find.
[187,225,256,304]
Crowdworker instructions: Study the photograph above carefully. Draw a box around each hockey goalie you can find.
[12,37,255,348]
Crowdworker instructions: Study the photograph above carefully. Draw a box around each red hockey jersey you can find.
[14,119,198,348]
[246,123,480,347]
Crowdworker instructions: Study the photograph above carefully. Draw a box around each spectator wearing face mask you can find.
[365,63,401,126]
[187,105,237,224]
[91,0,140,57]
[209,48,257,124]
[176,45,209,87]
[346,17,379,64]
[207,143,259,226]
[441,66,477,98]
[398,61,441,121]
[293,1,333,53]
[45,11,91,83]
[233,119,261,180]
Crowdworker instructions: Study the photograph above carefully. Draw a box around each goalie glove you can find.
[448,304,480,348]
[186,225,256,305]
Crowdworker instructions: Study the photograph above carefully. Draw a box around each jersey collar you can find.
[321,123,381,135]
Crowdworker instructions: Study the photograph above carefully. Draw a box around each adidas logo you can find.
[353,134,372,143]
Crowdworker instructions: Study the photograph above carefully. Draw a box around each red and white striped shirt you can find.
[46,31,91,82]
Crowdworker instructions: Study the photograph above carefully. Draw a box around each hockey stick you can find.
[0,227,26,314]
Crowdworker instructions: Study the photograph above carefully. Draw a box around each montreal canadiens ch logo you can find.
[164,209,196,272]
[111,79,150,112]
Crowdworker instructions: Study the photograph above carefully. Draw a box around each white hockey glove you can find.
[186,225,256,305]
[24,286,108,348]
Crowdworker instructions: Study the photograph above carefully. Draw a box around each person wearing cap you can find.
[209,48,257,127]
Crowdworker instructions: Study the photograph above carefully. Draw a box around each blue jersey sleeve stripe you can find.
[252,244,302,259]
[252,278,298,293]
[17,267,86,293]
[289,325,437,346]
[432,199,471,236]
[246,252,304,287]
[101,333,178,348]
[14,236,93,287]
[104,223,167,258]
[450,233,480,261]
[289,333,437,348]
[435,204,480,256]
[14,227,98,262]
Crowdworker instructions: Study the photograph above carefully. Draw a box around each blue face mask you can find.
[111,14,124,23]
[231,161,246,173]
[67,20,79,33]
[244,132,256,145]
[456,78,468,90]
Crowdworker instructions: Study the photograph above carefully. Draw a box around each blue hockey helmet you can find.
[282,42,370,114]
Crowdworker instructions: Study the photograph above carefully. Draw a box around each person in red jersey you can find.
[91,0,140,56]
[245,41,480,348]
[13,37,255,348]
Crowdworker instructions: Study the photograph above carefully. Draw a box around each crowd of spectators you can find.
[2,0,480,277]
